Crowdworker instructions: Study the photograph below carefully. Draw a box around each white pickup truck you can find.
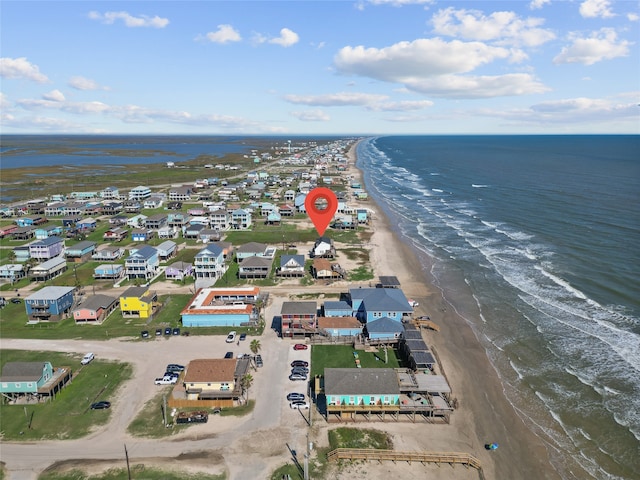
[154,376,178,385]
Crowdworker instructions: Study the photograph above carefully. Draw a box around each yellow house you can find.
[183,359,238,400]
[119,286,157,319]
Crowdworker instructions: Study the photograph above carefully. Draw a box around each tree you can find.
[240,373,253,401]
[250,339,261,356]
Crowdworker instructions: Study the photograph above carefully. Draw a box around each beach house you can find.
[280,301,318,338]
[119,286,157,319]
[25,286,75,322]
[72,294,118,324]
[124,245,159,280]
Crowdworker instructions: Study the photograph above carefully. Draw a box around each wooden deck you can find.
[327,448,484,478]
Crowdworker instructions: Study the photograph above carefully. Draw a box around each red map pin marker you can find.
[305,187,338,237]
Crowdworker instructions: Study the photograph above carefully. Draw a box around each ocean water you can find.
[357,135,640,480]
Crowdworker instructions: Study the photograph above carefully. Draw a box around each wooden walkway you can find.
[327,448,484,478]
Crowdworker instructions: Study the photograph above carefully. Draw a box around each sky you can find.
[1,0,639,135]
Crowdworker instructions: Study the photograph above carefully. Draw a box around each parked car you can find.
[289,373,307,381]
[293,343,308,351]
[291,360,308,368]
[164,327,172,335]
[239,333,247,341]
[255,354,264,368]
[155,328,162,336]
[80,353,95,365]
[90,401,111,410]
[154,376,177,385]
[164,371,180,379]
[290,401,310,410]
[226,331,237,343]
[286,392,305,402]
[172,327,181,336]
[224,351,234,359]
[140,330,149,338]
[11,298,22,304]
[166,364,185,372]
[291,368,309,377]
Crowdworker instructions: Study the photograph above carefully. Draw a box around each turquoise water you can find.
[358,135,640,480]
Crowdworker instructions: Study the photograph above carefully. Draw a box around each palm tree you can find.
[240,373,253,401]
[250,339,261,356]
[250,339,261,370]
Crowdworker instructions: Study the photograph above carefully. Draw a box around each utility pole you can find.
[124,444,132,480]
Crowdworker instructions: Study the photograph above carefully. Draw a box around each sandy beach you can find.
[347,140,561,480]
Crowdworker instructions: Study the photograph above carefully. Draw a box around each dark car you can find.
[90,401,111,410]
[11,298,22,304]
[287,392,305,402]
[224,351,233,359]
[172,327,181,336]
[164,327,172,335]
[155,328,162,336]
[239,333,247,341]
[255,354,264,368]
[291,360,308,368]
[141,330,149,338]
[164,371,180,379]
[293,343,308,351]
[291,367,309,375]
[166,364,185,372]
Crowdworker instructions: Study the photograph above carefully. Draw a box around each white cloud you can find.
[291,110,331,121]
[334,38,513,81]
[0,57,49,83]
[553,28,631,65]
[430,7,556,47]
[627,13,639,21]
[0,92,11,110]
[283,92,388,106]
[529,0,551,10]
[42,90,66,102]
[368,100,434,111]
[269,28,300,47]
[88,11,169,28]
[579,0,615,18]
[404,73,549,98]
[68,76,106,91]
[201,24,242,44]
[475,95,639,128]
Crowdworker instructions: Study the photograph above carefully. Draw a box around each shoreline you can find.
[348,139,561,480]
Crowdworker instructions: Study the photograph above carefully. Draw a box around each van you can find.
[81,353,95,365]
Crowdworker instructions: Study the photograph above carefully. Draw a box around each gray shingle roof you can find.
[324,368,400,396]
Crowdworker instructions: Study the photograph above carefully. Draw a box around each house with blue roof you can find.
[231,208,252,229]
[365,316,405,340]
[125,245,159,280]
[29,236,65,260]
[348,287,413,323]
[194,244,226,285]
[278,254,305,277]
[323,301,353,317]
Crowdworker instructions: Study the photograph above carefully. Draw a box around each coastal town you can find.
[0,138,485,480]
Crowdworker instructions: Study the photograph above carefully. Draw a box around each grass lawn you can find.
[328,427,393,450]
[310,345,400,377]
[0,294,193,340]
[0,350,132,440]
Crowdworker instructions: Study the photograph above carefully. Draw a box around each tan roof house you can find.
[183,359,238,401]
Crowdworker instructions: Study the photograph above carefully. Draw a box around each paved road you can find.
[0,296,313,480]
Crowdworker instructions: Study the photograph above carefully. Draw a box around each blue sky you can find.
[1,0,638,135]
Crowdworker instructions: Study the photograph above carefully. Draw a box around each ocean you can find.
[357,135,640,480]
